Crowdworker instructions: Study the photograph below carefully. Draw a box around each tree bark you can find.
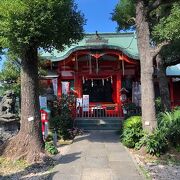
[156,54,171,111]
[1,46,44,163]
[135,0,157,133]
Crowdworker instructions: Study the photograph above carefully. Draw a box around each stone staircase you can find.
[74,117,123,130]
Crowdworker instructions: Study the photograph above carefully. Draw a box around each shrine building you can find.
[41,32,180,121]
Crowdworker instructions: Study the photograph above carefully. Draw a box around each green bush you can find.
[144,107,180,156]
[158,107,180,147]
[145,129,168,156]
[155,97,163,114]
[45,141,58,155]
[121,116,144,148]
[49,94,75,140]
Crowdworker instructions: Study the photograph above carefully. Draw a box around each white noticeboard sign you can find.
[52,78,58,96]
[82,95,89,112]
[62,82,70,95]
[39,96,47,109]
[76,98,83,108]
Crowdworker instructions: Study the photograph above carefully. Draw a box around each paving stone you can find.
[109,161,140,175]
[84,156,109,168]
[105,144,126,152]
[85,148,108,157]
[52,131,144,180]
[82,168,112,180]
[108,152,132,162]
[53,164,83,175]
[53,173,81,180]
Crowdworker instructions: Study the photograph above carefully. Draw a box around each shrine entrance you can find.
[83,79,113,103]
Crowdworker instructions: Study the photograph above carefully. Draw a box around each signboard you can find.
[76,98,83,108]
[39,96,47,109]
[62,82,70,95]
[52,78,58,96]
[82,95,89,112]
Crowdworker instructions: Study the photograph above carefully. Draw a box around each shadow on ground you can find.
[0,158,57,180]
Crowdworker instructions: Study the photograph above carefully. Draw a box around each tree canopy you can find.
[0,0,85,55]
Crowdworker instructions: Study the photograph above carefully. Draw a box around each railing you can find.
[76,104,121,118]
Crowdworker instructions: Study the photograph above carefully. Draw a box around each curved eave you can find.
[42,44,139,62]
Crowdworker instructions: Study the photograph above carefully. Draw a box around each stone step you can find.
[74,118,123,130]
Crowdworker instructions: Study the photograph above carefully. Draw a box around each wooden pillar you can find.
[57,76,62,97]
[116,73,122,116]
[74,73,82,98]
[169,78,174,107]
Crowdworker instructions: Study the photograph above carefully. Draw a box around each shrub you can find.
[144,107,180,156]
[45,141,58,155]
[155,97,163,114]
[121,116,144,148]
[145,129,168,156]
[158,107,180,147]
[49,94,75,140]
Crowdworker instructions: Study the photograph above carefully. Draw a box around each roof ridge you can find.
[85,32,136,36]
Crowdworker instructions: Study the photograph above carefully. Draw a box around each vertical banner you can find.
[52,78,58,96]
[82,95,89,112]
[39,96,47,109]
[62,82,70,95]
[76,98,83,108]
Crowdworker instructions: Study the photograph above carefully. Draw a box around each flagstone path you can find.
[52,131,144,180]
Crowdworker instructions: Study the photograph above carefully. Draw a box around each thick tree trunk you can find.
[156,54,171,111]
[1,46,44,163]
[135,0,157,133]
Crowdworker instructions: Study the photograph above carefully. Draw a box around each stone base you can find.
[0,120,20,142]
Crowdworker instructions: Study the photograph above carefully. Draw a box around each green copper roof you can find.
[41,32,139,61]
[166,64,180,76]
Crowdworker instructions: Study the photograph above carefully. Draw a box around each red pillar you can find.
[116,73,122,116]
[74,73,81,98]
[57,76,62,98]
[169,78,174,108]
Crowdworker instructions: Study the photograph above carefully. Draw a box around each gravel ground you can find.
[145,163,180,180]
[130,150,180,180]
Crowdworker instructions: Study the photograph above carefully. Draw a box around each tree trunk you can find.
[156,54,171,111]
[135,0,157,133]
[1,46,44,163]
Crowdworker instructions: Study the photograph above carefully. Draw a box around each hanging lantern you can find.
[102,79,104,86]
[111,76,113,84]
[91,79,94,87]
[96,58,99,74]
[89,54,92,74]
[82,76,85,84]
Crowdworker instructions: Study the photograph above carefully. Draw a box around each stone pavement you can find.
[52,131,144,180]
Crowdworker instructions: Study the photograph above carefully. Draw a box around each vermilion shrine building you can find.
[41,32,180,119]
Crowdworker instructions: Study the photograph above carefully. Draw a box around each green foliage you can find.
[111,0,135,30]
[153,3,180,42]
[145,129,168,156]
[121,116,144,148]
[0,59,20,96]
[45,141,58,155]
[50,95,76,140]
[142,107,180,156]
[158,107,180,147]
[155,97,163,114]
[0,0,85,55]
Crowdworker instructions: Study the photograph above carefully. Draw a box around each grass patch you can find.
[139,165,151,180]
[58,139,73,145]
[0,156,28,176]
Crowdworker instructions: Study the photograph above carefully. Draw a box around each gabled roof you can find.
[41,32,139,62]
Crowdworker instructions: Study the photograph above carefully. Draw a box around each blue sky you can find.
[75,0,119,33]
[0,0,119,70]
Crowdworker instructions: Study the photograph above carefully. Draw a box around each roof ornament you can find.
[95,31,101,40]
[86,31,108,44]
